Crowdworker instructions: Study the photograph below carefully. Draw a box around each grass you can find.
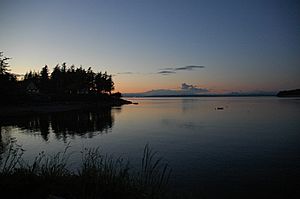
[0,140,171,199]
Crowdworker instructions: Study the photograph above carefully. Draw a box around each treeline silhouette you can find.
[0,52,121,105]
[277,89,300,97]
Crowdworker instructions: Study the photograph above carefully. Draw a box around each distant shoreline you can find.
[124,94,276,98]
[277,89,300,97]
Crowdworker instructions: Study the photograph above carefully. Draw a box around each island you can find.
[277,89,300,97]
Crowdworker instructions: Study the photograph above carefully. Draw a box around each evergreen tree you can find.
[0,52,10,75]
[0,52,18,103]
[40,65,49,93]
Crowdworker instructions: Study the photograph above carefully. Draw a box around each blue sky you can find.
[1,0,299,93]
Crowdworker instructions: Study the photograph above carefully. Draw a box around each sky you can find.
[1,0,299,94]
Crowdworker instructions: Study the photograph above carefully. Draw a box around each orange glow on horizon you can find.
[114,81,278,94]
[11,64,279,94]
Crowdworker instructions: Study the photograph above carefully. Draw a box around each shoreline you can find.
[0,98,132,118]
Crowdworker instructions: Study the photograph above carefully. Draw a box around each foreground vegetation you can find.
[0,141,171,199]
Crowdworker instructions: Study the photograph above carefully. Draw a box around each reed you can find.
[0,141,171,199]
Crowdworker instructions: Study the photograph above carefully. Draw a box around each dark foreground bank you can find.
[0,143,170,199]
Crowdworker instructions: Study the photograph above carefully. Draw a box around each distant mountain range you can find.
[123,89,277,97]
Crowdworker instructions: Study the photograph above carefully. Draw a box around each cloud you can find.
[181,83,194,90]
[158,65,205,75]
[175,65,205,71]
[157,70,176,75]
[161,67,174,70]
[116,72,134,75]
[181,83,209,93]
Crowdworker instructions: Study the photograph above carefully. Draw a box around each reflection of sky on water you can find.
[1,97,300,197]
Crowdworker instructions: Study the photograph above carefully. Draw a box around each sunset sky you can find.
[1,0,299,94]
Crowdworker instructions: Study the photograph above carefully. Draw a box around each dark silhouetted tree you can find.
[0,52,18,103]
[105,74,114,94]
[95,72,105,93]
[24,70,40,87]
[0,52,10,75]
[40,65,49,93]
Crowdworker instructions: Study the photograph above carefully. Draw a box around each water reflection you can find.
[1,97,300,198]
[180,98,199,113]
[0,108,114,142]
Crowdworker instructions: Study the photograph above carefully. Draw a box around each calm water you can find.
[1,97,300,197]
